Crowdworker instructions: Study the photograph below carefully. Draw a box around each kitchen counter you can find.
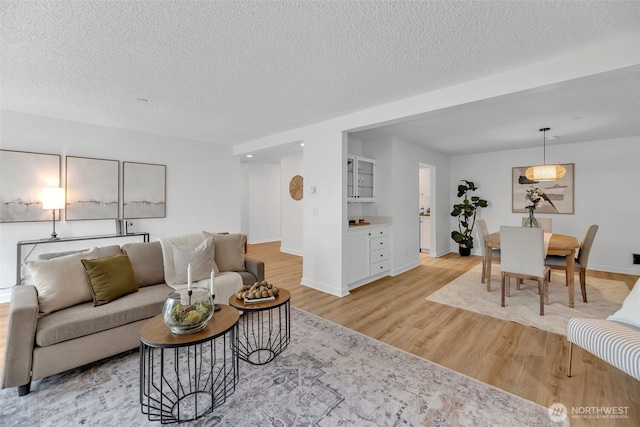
[348,222,391,229]
[347,216,392,229]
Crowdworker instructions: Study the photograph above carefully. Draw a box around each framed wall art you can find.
[512,163,575,214]
[123,161,166,219]
[66,156,119,220]
[0,149,61,223]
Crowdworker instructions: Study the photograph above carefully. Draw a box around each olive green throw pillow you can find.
[81,253,138,306]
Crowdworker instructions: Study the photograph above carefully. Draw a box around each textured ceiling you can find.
[351,66,640,155]
[1,1,639,159]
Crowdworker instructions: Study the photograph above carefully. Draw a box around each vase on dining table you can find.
[523,206,540,228]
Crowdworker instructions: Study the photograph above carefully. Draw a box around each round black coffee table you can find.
[228,288,291,365]
[139,305,239,423]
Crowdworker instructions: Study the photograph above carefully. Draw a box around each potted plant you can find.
[450,180,488,256]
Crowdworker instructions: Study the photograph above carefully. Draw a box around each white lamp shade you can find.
[525,164,566,181]
[42,187,65,210]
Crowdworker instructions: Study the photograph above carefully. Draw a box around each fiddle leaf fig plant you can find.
[450,180,488,251]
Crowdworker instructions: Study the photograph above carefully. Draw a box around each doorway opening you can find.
[419,163,435,255]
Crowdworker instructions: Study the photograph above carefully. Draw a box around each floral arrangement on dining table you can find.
[524,186,544,227]
[525,186,544,209]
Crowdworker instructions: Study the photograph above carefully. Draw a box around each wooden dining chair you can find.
[521,217,552,233]
[476,218,500,284]
[500,226,551,315]
[545,224,599,303]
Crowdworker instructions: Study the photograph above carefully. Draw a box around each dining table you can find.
[485,231,580,308]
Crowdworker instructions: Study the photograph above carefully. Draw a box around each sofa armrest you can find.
[1,285,39,390]
[244,257,264,283]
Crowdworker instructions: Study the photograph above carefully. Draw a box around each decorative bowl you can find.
[162,288,214,334]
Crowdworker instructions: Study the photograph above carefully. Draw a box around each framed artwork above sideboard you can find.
[1,148,166,223]
[65,156,120,221]
[0,149,61,223]
[123,161,166,219]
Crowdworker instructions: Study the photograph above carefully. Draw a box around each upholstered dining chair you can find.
[476,218,500,284]
[500,226,551,315]
[545,224,599,303]
[521,217,552,233]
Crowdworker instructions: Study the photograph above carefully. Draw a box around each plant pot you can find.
[459,245,471,257]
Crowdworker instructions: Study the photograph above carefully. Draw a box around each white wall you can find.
[243,162,280,244]
[302,128,346,296]
[280,153,303,255]
[449,136,640,275]
[0,110,242,302]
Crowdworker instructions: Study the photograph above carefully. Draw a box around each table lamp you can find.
[42,187,65,239]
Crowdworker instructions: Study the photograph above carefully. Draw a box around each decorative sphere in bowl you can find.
[162,288,214,334]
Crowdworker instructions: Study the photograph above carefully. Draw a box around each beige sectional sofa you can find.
[1,232,264,396]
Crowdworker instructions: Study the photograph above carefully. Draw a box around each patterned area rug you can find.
[0,307,562,426]
[427,264,629,336]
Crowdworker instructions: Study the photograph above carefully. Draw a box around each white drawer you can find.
[370,259,390,274]
[370,248,390,263]
[370,236,390,251]
[370,226,390,238]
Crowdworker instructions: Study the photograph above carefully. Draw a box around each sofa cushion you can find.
[159,233,204,286]
[203,232,246,272]
[607,278,640,328]
[82,253,139,306]
[172,235,218,284]
[37,245,121,260]
[26,247,99,315]
[122,241,164,287]
[35,284,172,347]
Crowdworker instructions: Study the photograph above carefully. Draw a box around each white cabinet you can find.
[347,155,376,202]
[370,226,391,275]
[347,225,391,288]
[347,228,371,284]
[420,216,430,252]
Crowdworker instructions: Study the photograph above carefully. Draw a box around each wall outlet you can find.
[634,253,640,265]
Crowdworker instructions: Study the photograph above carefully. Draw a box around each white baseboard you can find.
[301,276,349,297]
[280,246,303,257]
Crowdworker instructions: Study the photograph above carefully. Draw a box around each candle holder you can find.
[212,298,222,311]
[210,271,221,311]
[162,288,214,334]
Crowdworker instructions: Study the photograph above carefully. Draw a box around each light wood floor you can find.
[1,242,638,426]
[246,242,640,427]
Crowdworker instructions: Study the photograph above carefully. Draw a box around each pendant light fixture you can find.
[525,127,566,181]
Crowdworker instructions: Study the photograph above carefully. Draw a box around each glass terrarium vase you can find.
[162,288,214,334]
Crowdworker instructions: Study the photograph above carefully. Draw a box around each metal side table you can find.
[139,305,239,424]
[228,288,291,365]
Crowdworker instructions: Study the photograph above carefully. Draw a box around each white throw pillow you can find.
[159,233,204,286]
[171,236,218,285]
[25,247,98,315]
[607,278,640,328]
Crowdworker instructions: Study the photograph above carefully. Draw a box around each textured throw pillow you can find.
[81,253,138,306]
[25,247,99,315]
[607,278,640,328]
[203,232,246,272]
[172,236,217,284]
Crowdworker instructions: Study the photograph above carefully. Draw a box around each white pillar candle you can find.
[210,269,216,296]
[187,263,192,290]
